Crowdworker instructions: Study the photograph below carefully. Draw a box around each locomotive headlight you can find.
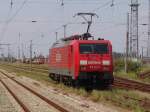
[102,60,110,66]
[80,60,87,65]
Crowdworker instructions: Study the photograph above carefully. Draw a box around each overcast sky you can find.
[0,0,149,58]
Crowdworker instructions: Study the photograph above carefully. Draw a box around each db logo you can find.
[56,53,61,62]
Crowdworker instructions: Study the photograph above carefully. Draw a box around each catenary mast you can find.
[148,0,150,57]
[130,0,139,58]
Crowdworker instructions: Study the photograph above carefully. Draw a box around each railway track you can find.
[0,70,69,112]
[138,70,150,79]
[113,76,150,93]
[0,63,48,74]
[0,79,30,112]
[0,64,150,112]
[1,63,150,93]
[14,64,49,72]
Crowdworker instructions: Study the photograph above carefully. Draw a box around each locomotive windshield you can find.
[80,44,108,54]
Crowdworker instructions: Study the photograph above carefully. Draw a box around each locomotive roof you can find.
[51,40,71,48]
[51,33,111,48]
[51,39,111,48]
[61,33,92,41]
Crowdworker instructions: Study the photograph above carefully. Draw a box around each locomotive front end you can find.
[77,41,114,86]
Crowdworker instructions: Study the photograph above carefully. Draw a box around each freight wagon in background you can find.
[22,55,49,64]
[142,57,150,64]
[33,55,49,64]
[48,33,114,88]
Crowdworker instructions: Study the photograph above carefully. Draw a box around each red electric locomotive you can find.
[48,33,114,87]
[49,13,113,88]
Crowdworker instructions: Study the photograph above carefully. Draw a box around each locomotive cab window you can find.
[80,44,108,54]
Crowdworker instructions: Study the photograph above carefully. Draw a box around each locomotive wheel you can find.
[49,73,55,80]
[100,80,110,89]
[72,80,80,88]
[66,77,71,86]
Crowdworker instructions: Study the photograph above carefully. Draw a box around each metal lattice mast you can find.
[130,0,139,58]
[148,0,150,57]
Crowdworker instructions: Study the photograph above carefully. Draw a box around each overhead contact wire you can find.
[0,0,28,41]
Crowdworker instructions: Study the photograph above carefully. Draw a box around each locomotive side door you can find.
[68,45,74,77]
[69,43,79,80]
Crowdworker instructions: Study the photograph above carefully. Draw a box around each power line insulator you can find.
[11,0,13,9]
[110,0,114,7]
[61,0,64,6]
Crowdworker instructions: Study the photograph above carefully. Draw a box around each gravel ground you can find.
[0,74,23,112]
[0,72,60,112]
[0,83,19,112]
[1,70,131,112]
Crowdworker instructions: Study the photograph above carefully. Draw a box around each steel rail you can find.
[0,79,31,112]
[0,70,69,112]
[1,63,150,93]
[0,64,48,73]
[138,71,150,79]
[114,76,150,93]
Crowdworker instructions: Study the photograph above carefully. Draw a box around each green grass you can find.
[114,59,150,83]
[0,63,149,112]
[114,71,138,79]
[141,64,150,71]
[3,61,150,83]
[114,63,150,84]
[12,62,49,69]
